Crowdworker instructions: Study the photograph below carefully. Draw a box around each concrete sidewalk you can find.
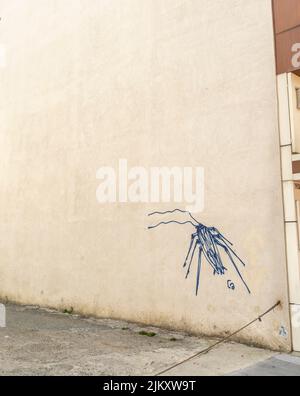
[0,304,298,376]
[229,354,300,376]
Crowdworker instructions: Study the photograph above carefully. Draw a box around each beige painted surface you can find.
[278,73,300,351]
[0,0,291,350]
[288,73,300,154]
[277,73,292,147]
[291,304,300,351]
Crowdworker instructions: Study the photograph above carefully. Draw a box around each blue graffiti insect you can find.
[148,209,251,296]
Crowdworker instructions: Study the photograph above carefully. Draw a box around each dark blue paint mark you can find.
[227,280,235,290]
[148,209,251,296]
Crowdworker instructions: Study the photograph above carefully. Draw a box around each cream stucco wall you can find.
[288,73,300,154]
[0,0,292,350]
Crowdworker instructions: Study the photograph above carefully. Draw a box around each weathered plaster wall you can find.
[0,0,291,350]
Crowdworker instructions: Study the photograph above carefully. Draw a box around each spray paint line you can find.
[148,209,250,295]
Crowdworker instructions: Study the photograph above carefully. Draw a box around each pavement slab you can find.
[0,304,297,376]
[229,354,300,376]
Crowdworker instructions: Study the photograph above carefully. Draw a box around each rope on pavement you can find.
[155,301,282,376]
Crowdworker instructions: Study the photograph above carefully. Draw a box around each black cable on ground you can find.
[155,301,281,376]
